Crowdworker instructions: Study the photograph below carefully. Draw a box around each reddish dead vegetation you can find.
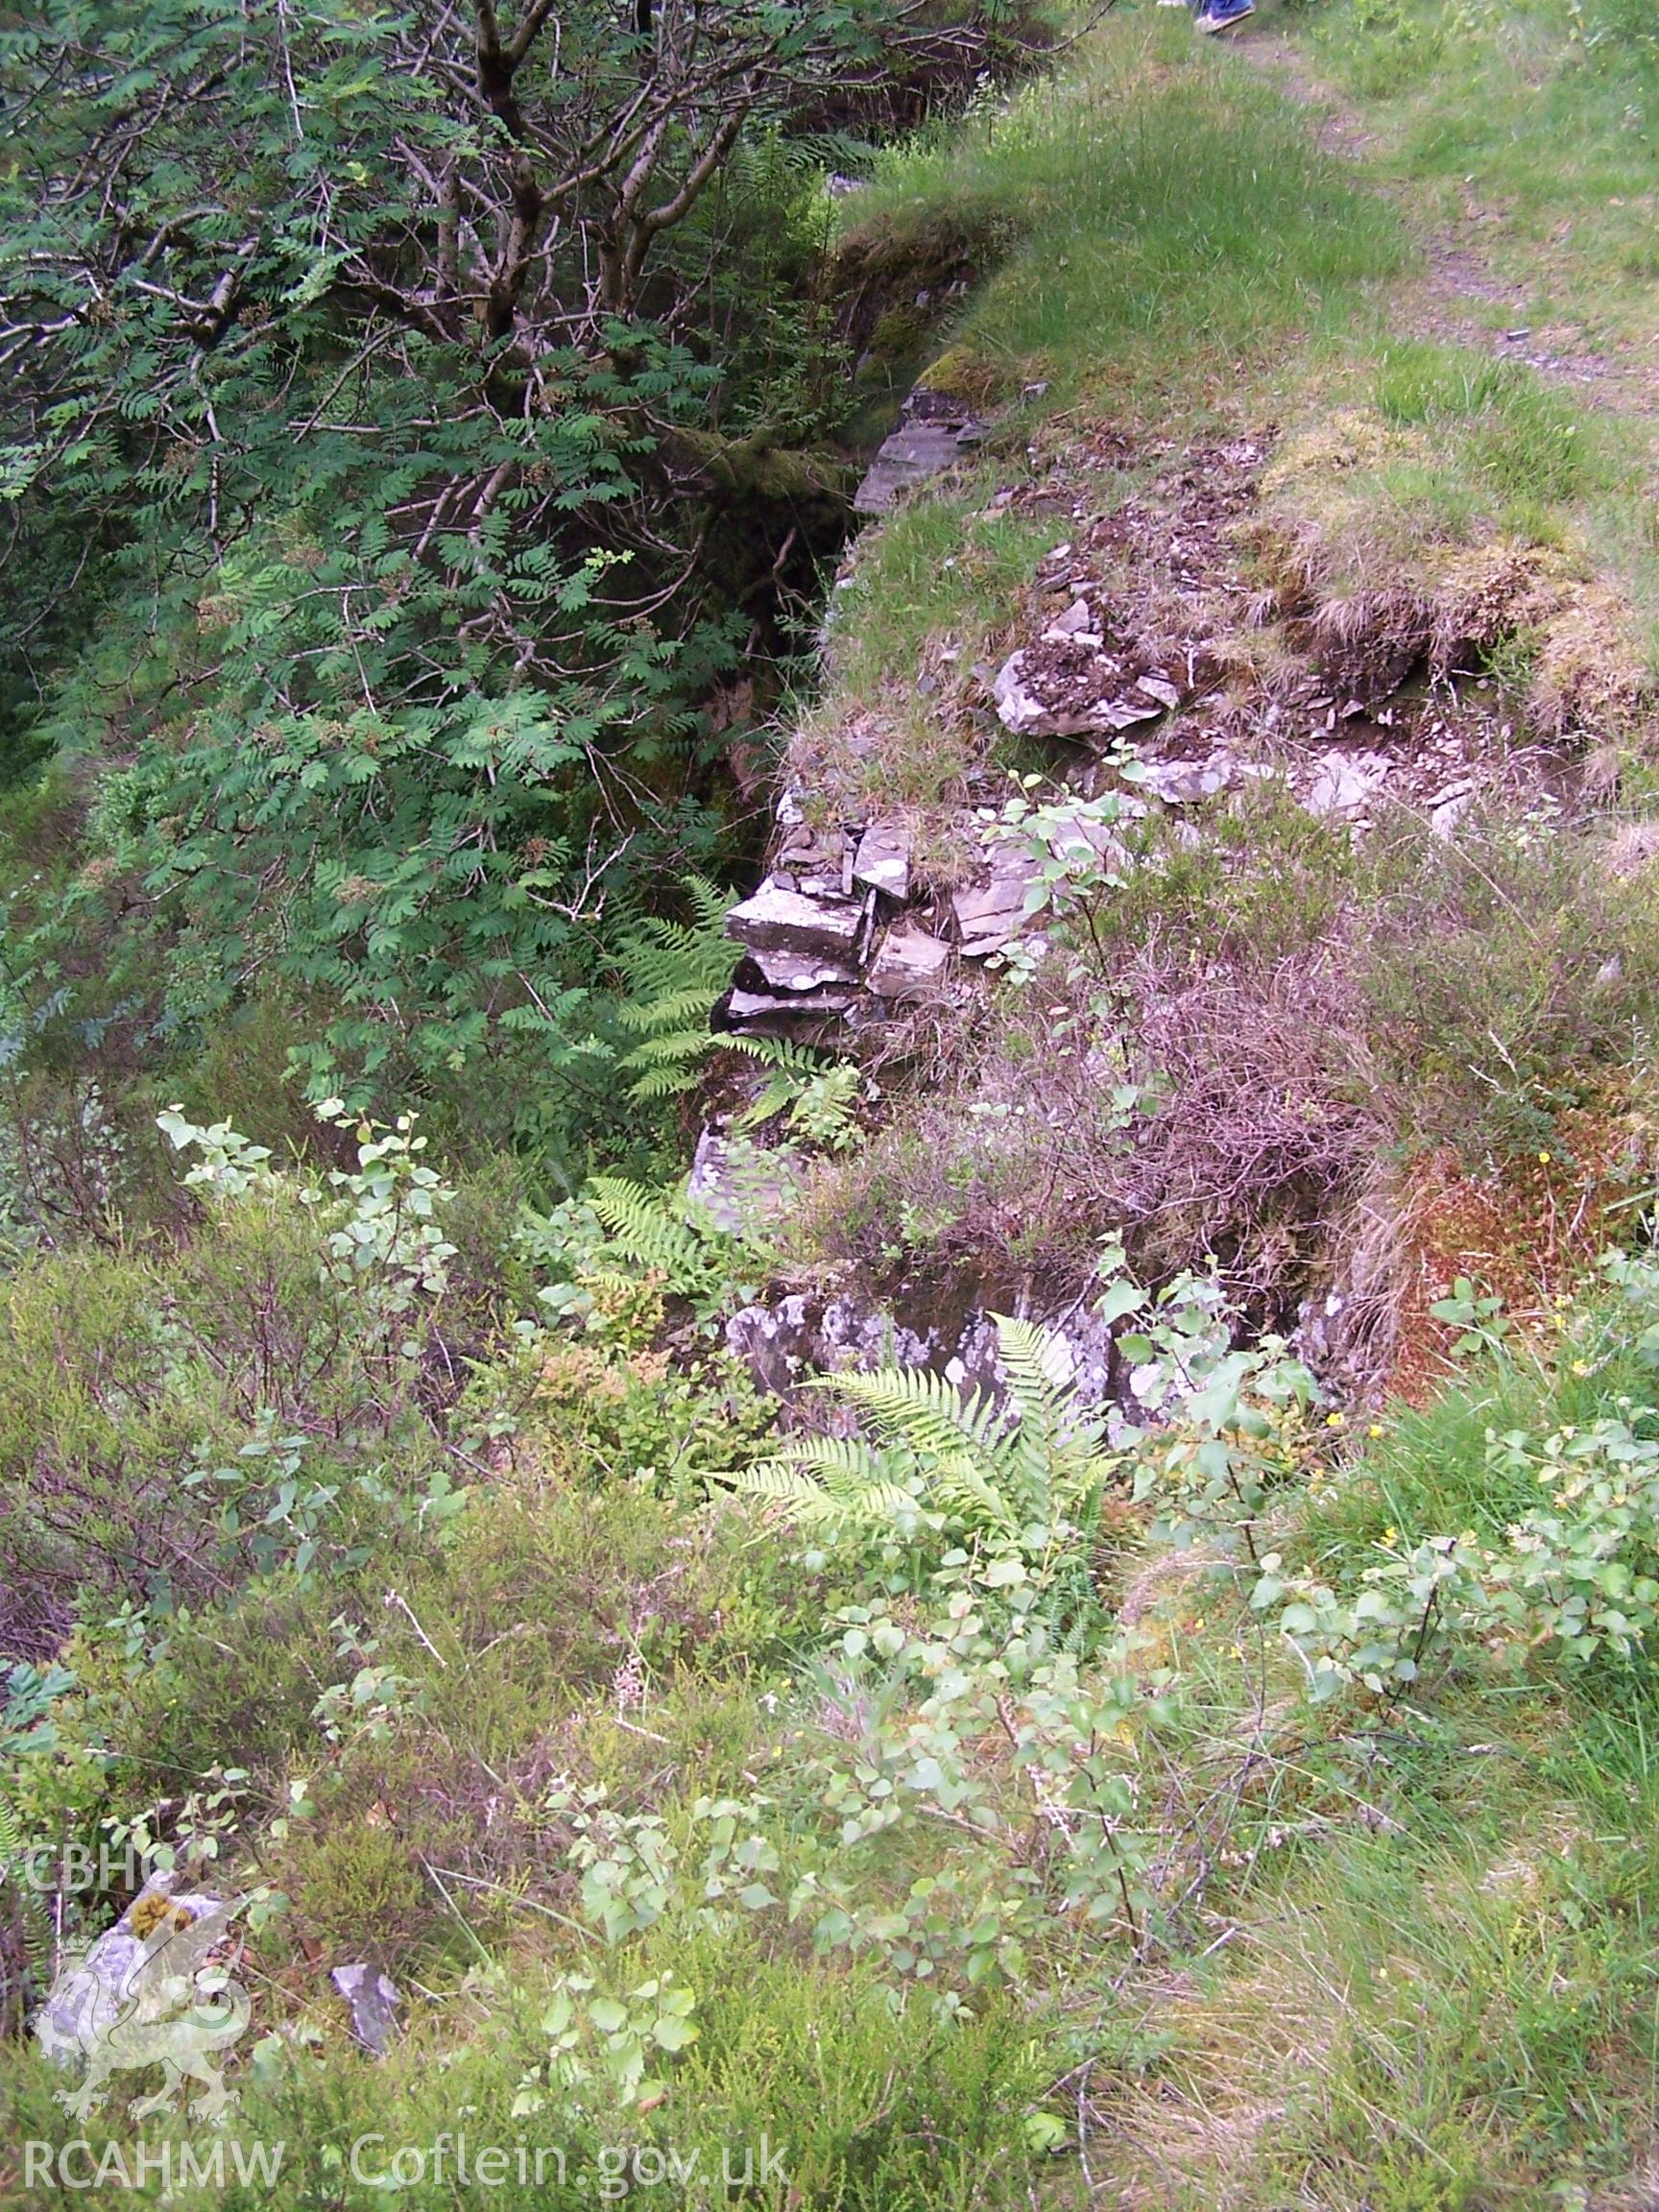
[1385,1104,1649,1404]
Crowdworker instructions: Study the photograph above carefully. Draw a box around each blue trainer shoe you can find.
[1195,0,1254,28]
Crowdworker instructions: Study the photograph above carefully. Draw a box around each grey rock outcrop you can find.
[726,1281,1148,1433]
[853,388,987,517]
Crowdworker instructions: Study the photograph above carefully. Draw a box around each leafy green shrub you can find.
[5,1931,1060,2209]
[0,1104,470,1661]
[0,0,1001,1171]
[1253,1404,1659,1703]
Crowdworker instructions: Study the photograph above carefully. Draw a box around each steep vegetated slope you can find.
[10,4,1659,2208]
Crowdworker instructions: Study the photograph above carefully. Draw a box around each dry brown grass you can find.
[1087,1921,1348,2210]
[1255,412,1653,735]
[795,948,1387,1345]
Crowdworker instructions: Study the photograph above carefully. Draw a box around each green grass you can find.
[779,13,1659,2186]
[1070,1279,1659,2206]
[3,1949,1053,2209]
[1308,0,1659,350]
[1283,0,1659,668]
[850,13,1401,400]
[805,10,1404,823]
[812,3,1659,830]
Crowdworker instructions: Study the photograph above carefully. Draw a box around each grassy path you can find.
[1238,13,1659,426]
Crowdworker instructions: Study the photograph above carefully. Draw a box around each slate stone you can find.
[992,653,1101,740]
[726,881,864,963]
[36,1883,236,2070]
[1041,598,1102,647]
[743,943,859,992]
[331,1962,402,2057]
[688,1130,797,1235]
[867,927,951,1001]
[1304,753,1389,819]
[725,984,856,1022]
[853,394,987,516]
[852,823,911,901]
[951,867,1041,956]
[1137,757,1233,805]
[992,651,1165,742]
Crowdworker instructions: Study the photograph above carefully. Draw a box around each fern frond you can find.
[829,1363,1004,1465]
[982,1317,1113,1516]
[765,1433,890,1483]
[717,1455,916,1527]
[0,1798,54,1990]
[922,1451,1022,1539]
[610,877,739,1100]
[626,1065,709,1102]
[588,1175,709,1291]
[994,1316,1078,1410]
[716,1312,1119,1648]
[980,1316,1066,1507]
[621,990,728,1040]
[684,874,732,936]
[723,1034,825,1076]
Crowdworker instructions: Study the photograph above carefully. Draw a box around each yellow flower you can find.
[1382,1526,1398,1545]
[1326,1411,1345,1430]
[1537,1150,1552,1165]
[1572,1359,1589,1376]
[1368,1423,1384,1439]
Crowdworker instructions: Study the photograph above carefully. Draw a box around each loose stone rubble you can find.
[866,926,951,1000]
[701,407,1616,1426]
[722,419,1587,1038]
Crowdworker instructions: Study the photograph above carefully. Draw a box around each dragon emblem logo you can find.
[35,1887,252,2123]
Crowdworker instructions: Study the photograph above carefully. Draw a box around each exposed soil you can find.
[987,421,1578,833]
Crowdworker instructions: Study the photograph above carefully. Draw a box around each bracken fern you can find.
[613,878,740,1102]
[717,1317,1119,1571]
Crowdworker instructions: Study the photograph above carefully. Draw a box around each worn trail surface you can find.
[1238,23,1659,421]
